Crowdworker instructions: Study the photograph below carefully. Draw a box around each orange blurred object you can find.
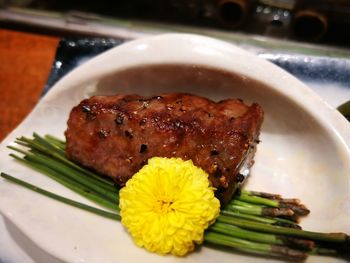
[0,29,59,141]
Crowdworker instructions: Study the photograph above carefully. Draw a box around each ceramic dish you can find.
[1,34,350,263]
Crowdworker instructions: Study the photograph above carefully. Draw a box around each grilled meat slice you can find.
[65,93,264,205]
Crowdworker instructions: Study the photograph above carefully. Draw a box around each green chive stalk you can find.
[227,201,295,217]
[0,173,121,220]
[44,134,66,149]
[9,154,119,211]
[241,190,301,205]
[8,147,118,199]
[220,210,301,229]
[210,222,315,250]
[204,232,308,261]
[237,192,310,216]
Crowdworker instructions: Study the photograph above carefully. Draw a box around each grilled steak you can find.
[65,93,264,205]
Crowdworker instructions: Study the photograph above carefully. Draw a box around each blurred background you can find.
[1,0,350,48]
[1,0,350,142]
[1,3,350,260]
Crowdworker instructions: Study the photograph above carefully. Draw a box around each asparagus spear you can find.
[8,154,119,211]
[241,190,288,201]
[220,210,301,229]
[210,223,314,250]
[218,214,349,244]
[9,150,117,199]
[204,232,308,261]
[228,199,295,217]
[237,191,310,216]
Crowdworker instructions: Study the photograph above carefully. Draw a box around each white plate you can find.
[1,34,350,263]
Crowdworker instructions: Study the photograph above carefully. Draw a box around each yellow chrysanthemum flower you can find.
[119,157,220,256]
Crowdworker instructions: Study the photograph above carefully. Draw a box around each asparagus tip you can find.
[279,198,301,205]
[262,207,294,217]
[280,236,315,250]
[280,203,310,216]
[273,221,302,230]
[271,245,309,261]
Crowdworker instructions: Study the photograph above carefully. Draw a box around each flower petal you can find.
[120,157,220,256]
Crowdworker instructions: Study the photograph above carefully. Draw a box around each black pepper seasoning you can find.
[140,144,148,153]
[82,105,91,113]
[115,114,124,125]
[98,129,109,139]
[211,150,219,156]
[125,130,133,139]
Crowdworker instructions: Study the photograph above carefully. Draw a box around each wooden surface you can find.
[0,29,59,141]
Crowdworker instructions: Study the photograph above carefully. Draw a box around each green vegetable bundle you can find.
[1,133,349,261]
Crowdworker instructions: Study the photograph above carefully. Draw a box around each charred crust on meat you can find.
[122,95,141,103]
[140,144,148,153]
[65,93,264,206]
[214,167,222,178]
